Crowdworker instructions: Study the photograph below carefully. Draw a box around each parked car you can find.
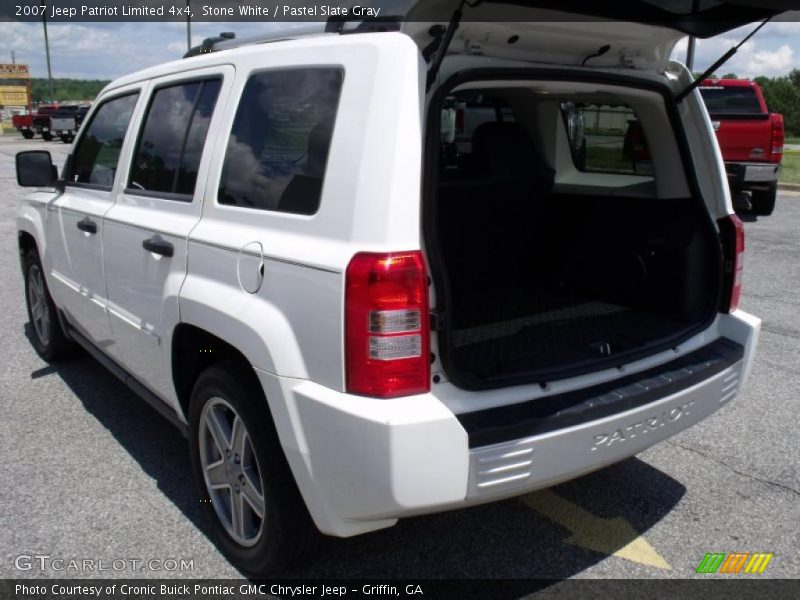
[16,0,780,575]
[74,104,90,129]
[51,105,91,143]
[31,104,62,141]
[11,111,33,139]
[12,104,59,140]
[700,78,784,215]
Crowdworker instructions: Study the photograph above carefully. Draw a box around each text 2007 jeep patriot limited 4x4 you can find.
[15,0,784,575]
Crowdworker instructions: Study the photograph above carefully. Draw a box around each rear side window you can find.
[561,102,652,176]
[218,68,343,215]
[129,78,221,198]
[699,86,762,114]
[67,93,138,189]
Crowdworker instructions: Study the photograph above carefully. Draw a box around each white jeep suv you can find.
[14,1,778,575]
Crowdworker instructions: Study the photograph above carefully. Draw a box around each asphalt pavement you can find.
[0,135,798,588]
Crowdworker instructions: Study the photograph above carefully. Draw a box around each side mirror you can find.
[16,150,58,187]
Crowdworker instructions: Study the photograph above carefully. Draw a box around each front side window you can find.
[218,68,344,215]
[129,78,221,198]
[67,93,139,188]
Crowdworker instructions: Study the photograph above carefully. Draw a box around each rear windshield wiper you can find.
[676,17,772,103]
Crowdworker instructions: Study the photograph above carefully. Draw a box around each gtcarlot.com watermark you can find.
[14,554,194,573]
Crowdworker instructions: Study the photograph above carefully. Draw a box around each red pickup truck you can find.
[700,79,784,216]
[11,104,60,141]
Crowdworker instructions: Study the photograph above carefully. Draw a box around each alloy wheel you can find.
[199,397,266,546]
[27,264,50,346]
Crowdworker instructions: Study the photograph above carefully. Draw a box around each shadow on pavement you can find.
[28,323,686,592]
[24,322,214,546]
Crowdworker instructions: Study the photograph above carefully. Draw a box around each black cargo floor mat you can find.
[450,291,687,380]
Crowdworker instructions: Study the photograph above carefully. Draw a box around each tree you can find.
[30,78,109,103]
[721,73,738,80]
[757,76,800,136]
[693,72,718,80]
[790,69,800,89]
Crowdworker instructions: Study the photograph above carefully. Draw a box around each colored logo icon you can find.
[696,552,774,574]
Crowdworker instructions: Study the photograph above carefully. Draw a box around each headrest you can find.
[307,120,334,177]
[471,121,554,184]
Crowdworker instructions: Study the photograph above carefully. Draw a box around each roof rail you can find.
[184,32,236,58]
[182,17,402,58]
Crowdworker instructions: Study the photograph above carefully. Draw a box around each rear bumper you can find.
[258,313,760,538]
[725,161,781,187]
[465,345,741,501]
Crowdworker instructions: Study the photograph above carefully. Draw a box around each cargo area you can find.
[428,81,722,389]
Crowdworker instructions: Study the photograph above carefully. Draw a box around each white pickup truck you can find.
[50,105,90,144]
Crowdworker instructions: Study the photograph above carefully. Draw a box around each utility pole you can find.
[40,0,53,100]
[686,0,699,73]
[686,36,696,72]
[11,50,15,65]
[186,0,192,53]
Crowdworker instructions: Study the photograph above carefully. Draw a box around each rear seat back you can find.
[471,121,555,185]
[437,121,556,302]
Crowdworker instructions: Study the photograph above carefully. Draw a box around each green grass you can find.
[780,150,800,184]
[785,136,800,145]
[585,146,632,172]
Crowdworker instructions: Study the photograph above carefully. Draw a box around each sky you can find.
[1,19,800,82]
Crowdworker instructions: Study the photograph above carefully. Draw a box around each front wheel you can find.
[189,362,319,575]
[23,249,75,361]
[41,131,53,141]
[21,130,34,140]
[751,184,777,216]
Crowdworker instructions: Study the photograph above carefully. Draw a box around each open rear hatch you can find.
[402,0,800,77]
[413,2,799,391]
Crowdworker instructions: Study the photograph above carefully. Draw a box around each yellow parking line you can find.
[521,489,671,570]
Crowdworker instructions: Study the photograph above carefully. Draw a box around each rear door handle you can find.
[142,235,174,258]
[76,217,97,234]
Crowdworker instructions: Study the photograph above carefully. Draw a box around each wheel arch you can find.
[17,199,49,270]
[18,230,38,270]
[171,323,262,421]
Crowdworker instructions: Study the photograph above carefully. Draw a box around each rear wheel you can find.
[60,135,73,144]
[21,130,34,140]
[23,248,74,361]
[189,362,319,575]
[41,131,53,141]
[751,184,777,216]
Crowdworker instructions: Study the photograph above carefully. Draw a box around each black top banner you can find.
[2,0,800,27]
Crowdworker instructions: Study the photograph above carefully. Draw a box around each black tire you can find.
[41,131,53,141]
[189,361,319,575]
[23,248,75,361]
[751,184,777,216]
[21,130,34,140]
[60,135,73,144]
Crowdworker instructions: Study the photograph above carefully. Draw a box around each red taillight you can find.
[770,113,784,163]
[345,251,430,398]
[720,215,745,313]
